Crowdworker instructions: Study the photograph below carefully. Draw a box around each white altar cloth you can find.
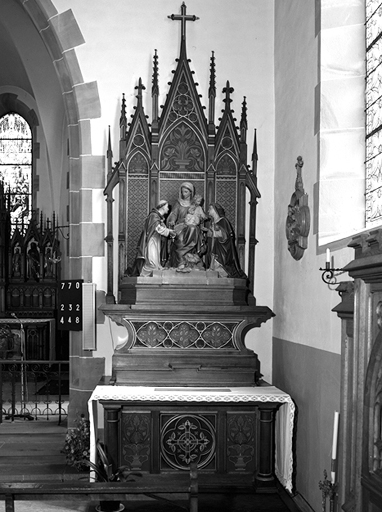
[88,385,295,492]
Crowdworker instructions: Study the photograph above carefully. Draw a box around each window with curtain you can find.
[0,112,32,226]
[366,1,382,227]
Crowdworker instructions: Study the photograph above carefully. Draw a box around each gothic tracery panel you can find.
[160,121,205,172]
[216,179,237,231]
[126,178,148,270]
[132,320,236,350]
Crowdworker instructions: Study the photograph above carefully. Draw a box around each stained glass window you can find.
[0,112,32,225]
[366,1,382,226]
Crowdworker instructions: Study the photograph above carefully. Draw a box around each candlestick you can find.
[331,458,336,485]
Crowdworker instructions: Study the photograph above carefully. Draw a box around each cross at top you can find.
[168,2,199,42]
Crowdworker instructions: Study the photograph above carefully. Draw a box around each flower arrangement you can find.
[62,414,90,471]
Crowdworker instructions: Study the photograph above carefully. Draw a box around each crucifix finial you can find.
[168,2,199,42]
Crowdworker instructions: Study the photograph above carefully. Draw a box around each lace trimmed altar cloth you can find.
[88,385,295,492]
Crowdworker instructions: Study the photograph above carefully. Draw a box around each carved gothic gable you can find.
[159,57,207,136]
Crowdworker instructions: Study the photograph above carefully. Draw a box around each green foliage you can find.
[82,439,142,483]
[62,415,90,471]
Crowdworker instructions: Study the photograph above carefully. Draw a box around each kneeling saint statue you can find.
[204,203,246,278]
[134,200,175,277]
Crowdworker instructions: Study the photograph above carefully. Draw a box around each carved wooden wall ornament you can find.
[285,156,310,260]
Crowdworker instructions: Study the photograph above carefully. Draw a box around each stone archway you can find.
[14,0,105,424]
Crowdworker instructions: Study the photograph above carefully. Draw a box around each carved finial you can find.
[222,81,234,107]
[152,50,159,126]
[135,78,146,104]
[209,51,216,97]
[107,125,113,177]
[152,49,159,95]
[120,93,126,120]
[107,125,112,154]
[252,129,258,176]
[240,96,247,142]
[120,93,127,139]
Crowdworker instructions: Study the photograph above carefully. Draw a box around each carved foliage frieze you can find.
[161,122,204,172]
[121,412,151,472]
[227,412,256,472]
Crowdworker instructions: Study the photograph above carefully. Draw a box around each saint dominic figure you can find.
[134,200,176,276]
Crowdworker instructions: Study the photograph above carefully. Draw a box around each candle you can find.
[332,411,339,459]
[331,411,339,484]
[326,248,331,264]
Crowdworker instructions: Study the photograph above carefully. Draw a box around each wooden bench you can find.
[0,466,198,512]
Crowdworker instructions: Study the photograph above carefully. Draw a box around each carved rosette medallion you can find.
[285,156,310,261]
[160,414,216,470]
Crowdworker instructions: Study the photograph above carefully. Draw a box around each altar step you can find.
[0,416,78,483]
[0,419,302,511]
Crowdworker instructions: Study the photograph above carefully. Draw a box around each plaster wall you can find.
[273,0,351,355]
[51,0,276,381]
[273,1,361,508]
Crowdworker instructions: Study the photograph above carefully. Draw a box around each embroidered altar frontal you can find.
[89,386,295,492]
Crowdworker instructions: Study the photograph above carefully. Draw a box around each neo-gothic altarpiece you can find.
[97,3,292,492]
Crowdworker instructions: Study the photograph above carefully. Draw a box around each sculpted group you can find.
[133,182,245,279]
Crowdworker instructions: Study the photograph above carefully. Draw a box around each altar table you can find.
[88,385,295,493]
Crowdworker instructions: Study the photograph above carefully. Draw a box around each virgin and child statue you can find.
[131,181,245,279]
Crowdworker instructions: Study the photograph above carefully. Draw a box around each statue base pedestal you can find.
[120,269,250,307]
[100,270,274,387]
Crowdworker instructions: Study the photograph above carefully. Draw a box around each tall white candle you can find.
[332,411,339,460]
[326,248,331,264]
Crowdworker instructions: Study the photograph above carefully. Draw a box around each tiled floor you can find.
[0,417,298,512]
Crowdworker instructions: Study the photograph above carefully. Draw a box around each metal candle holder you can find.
[319,470,337,512]
[319,262,346,285]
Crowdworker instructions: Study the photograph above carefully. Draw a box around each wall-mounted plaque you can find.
[58,280,83,331]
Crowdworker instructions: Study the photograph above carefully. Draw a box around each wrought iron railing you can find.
[0,360,69,424]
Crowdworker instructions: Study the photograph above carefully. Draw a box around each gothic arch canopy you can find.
[105,3,261,288]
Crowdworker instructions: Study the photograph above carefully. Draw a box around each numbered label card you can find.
[58,280,83,331]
